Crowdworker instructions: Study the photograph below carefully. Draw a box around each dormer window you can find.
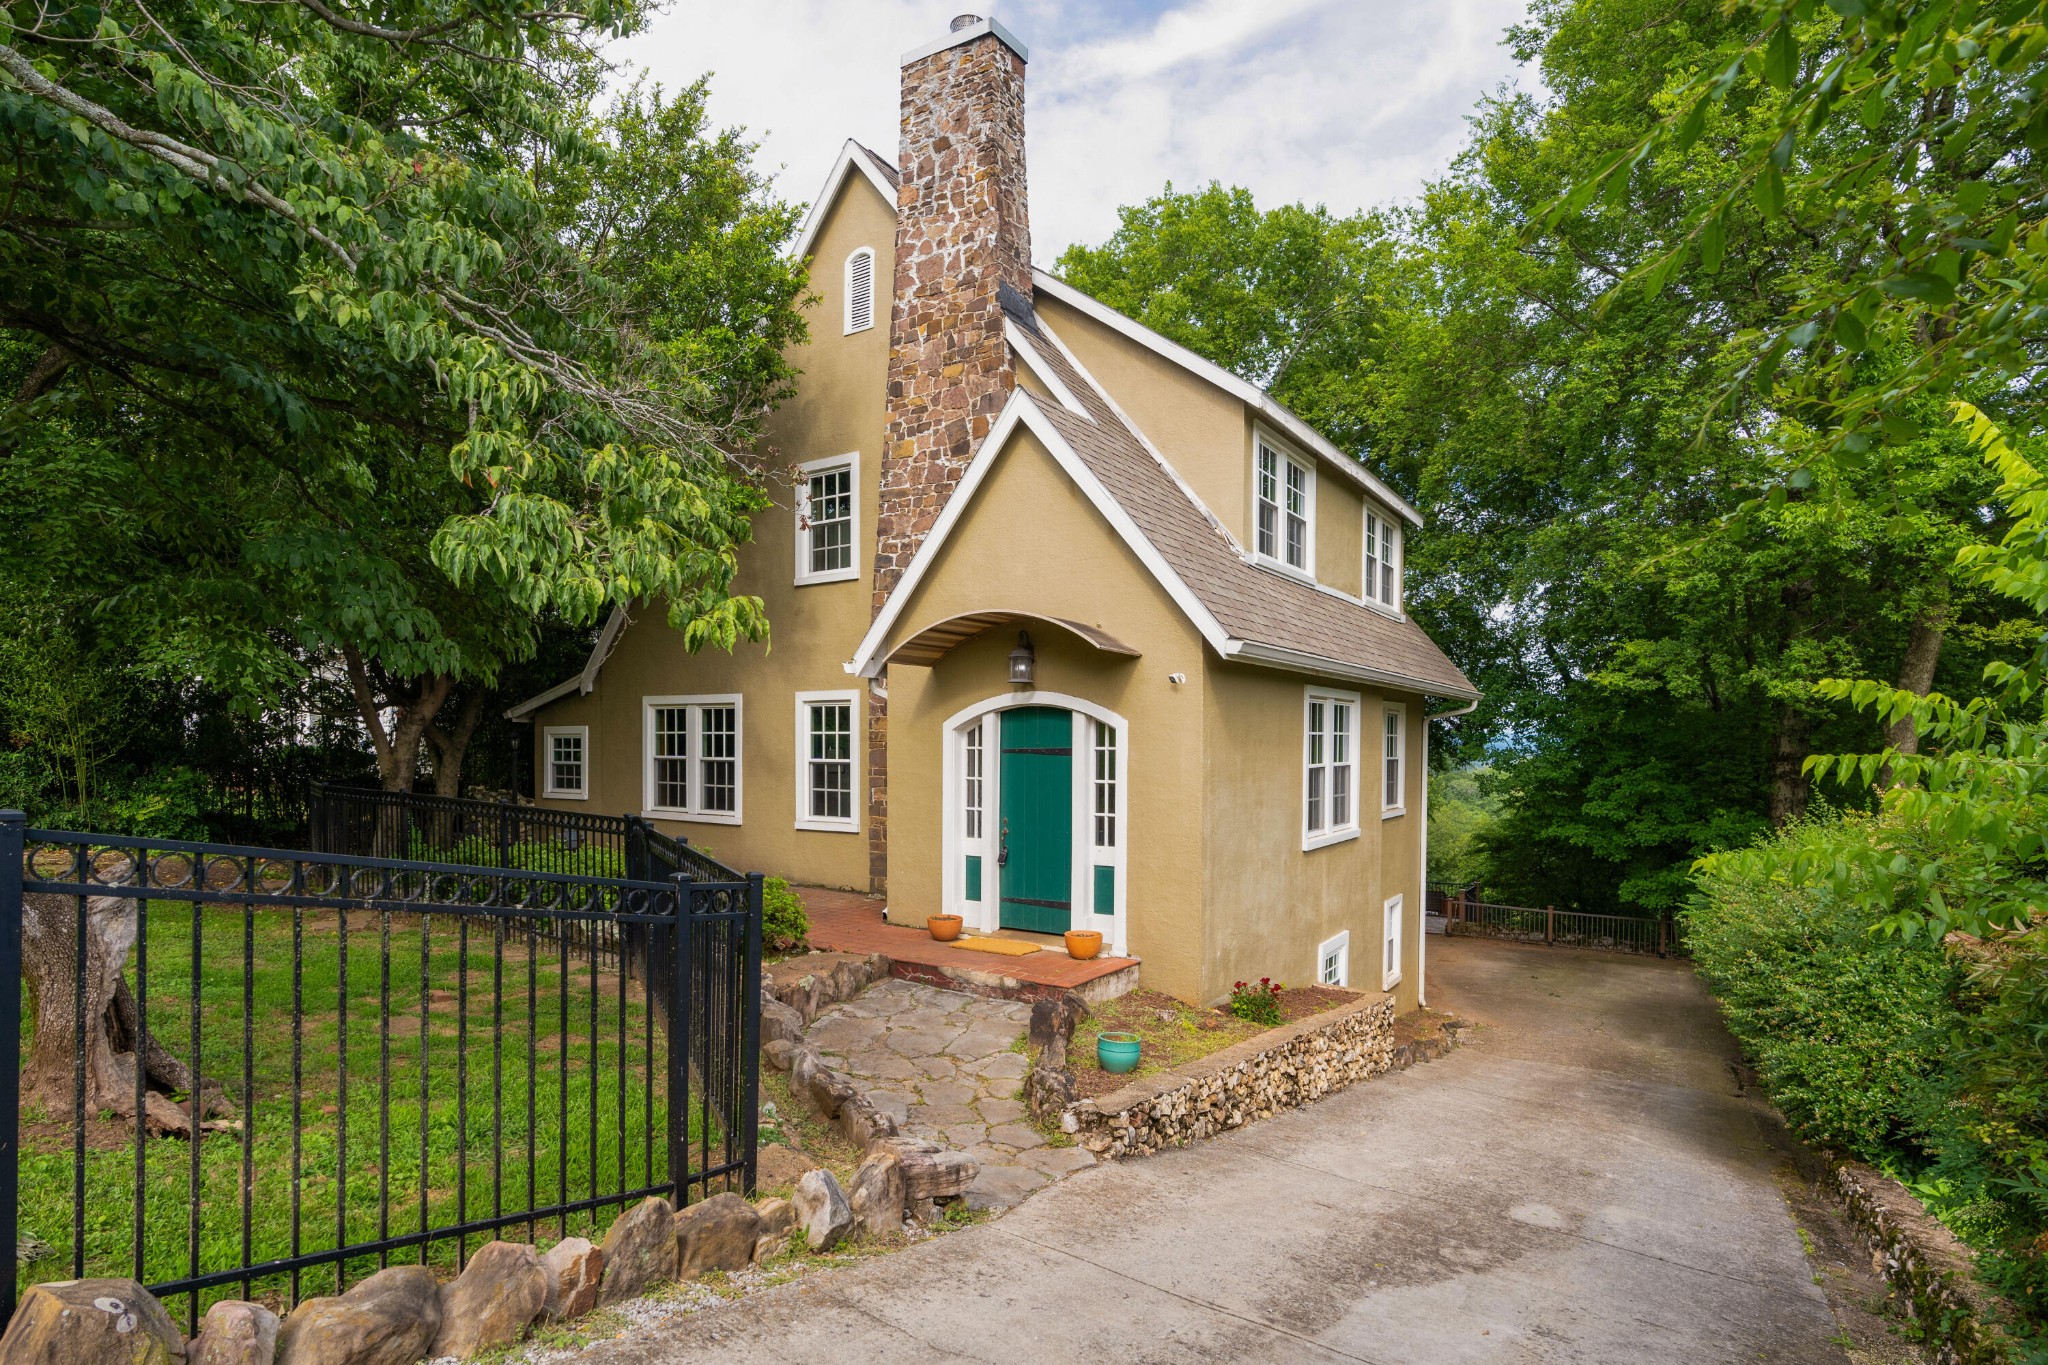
[1256,439,1313,575]
[1365,510,1402,610]
[845,247,876,334]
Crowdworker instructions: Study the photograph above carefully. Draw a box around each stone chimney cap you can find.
[901,13,1028,65]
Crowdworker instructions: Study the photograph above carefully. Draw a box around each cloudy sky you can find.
[611,0,1540,262]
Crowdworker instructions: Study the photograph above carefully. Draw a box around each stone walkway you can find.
[803,979,1095,1210]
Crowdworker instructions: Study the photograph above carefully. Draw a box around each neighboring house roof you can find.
[849,285,1477,701]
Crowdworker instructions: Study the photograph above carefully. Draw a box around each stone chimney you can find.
[874,13,1032,608]
[866,14,1031,895]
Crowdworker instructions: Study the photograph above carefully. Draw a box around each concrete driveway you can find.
[581,937,1907,1364]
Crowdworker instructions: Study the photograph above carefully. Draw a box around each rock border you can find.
[1054,993,1466,1159]
[1824,1160,2024,1365]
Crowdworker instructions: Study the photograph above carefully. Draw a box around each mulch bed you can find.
[1066,985,1365,1101]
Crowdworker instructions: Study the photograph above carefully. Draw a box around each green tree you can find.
[1,0,805,792]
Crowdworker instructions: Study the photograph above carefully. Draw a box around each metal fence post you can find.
[0,812,24,1330]
[742,873,764,1196]
[496,798,512,871]
[667,872,693,1209]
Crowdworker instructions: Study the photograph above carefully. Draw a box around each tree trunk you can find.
[1885,606,1947,760]
[425,690,487,798]
[21,876,233,1138]
[1768,702,1812,827]
[340,645,452,794]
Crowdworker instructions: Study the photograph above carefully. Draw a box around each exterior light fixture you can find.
[1008,631,1036,686]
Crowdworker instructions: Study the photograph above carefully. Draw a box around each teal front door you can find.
[998,707,1072,933]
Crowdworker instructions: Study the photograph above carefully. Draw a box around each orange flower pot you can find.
[1064,929,1103,960]
[928,914,964,942]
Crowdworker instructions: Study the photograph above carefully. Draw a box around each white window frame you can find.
[844,246,876,335]
[1302,685,1362,851]
[1382,893,1404,991]
[542,725,589,800]
[1253,433,1316,580]
[1382,702,1407,819]
[793,690,860,833]
[794,452,860,586]
[1317,929,1350,988]
[641,694,743,825]
[1364,508,1403,614]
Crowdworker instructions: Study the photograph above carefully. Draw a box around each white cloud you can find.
[609,0,1536,260]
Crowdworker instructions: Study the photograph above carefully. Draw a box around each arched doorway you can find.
[942,692,1128,955]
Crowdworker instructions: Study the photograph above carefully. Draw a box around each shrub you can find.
[761,876,807,953]
[1687,812,1958,1160]
[1226,977,1283,1026]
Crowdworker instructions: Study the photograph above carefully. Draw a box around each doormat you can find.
[952,936,1043,957]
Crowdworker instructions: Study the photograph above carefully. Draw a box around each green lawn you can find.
[17,902,713,1322]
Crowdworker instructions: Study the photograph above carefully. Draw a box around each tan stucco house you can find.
[511,15,1476,1010]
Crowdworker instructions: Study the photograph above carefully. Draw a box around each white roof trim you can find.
[1003,320,1089,418]
[504,605,630,720]
[790,140,899,262]
[1224,639,1482,701]
[901,15,1028,65]
[847,391,1230,678]
[1031,268,1423,529]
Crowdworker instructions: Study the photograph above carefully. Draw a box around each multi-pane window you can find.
[544,727,586,798]
[1383,893,1404,989]
[844,247,875,334]
[1092,720,1118,848]
[1256,441,1312,573]
[802,698,854,825]
[1365,511,1402,609]
[963,722,984,840]
[1319,931,1349,988]
[699,706,737,814]
[1304,690,1360,846]
[651,707,689,809]
[644,697,742,821]
[1383,704,1405,815]
[796,455,857,585]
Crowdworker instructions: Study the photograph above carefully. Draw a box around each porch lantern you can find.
[1008,630,1035,686]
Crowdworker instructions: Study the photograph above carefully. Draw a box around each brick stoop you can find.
[797,886,1139,1005]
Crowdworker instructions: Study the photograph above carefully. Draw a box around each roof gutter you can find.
[1222,639,1481,702]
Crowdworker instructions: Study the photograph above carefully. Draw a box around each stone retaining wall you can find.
[1062,993,1400,1159]
[1828,1161,2024,1364]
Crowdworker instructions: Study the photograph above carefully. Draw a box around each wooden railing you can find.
[1440,895,1680,957]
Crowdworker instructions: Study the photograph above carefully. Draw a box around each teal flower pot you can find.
[1097,1031,1142,1074]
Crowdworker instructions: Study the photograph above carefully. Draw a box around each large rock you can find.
[759,998,806,1049]
[1028,993,1088,1061]
[0,1278,183,1365]
[431,1241,547,1359]
[848,1150,907,1239]
[762,1038,798,1072]
[539,1237,602,1322]
[869,1136,979,1201]
[597,1196,678,1306]
[757,1142,821,1187]
[790,1049,859,1121]
[754,1197,795,1240]
[674,1194,762,1278]
[190,1300,280,1365]
[792,1169,855,1252]
[276,1265,440,1365]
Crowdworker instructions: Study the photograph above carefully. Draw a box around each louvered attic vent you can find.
[845,247,876,334]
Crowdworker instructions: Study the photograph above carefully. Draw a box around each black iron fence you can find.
[0,811,761,1332]
[1441,894,1681,957]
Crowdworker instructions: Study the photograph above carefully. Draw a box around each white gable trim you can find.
[1032,268,1423,529]
[1223,639,1481,702]
[790,140,899,262]
[505,605,630,720]
[847,392,1230,678]
[1003,320,1089,417]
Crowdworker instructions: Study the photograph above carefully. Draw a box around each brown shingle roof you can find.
[853,142,900,188]
[1005,285,1477,701]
